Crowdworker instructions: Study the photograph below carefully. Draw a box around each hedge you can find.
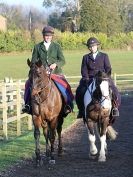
[0,29,133,52]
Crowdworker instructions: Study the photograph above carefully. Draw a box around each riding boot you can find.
[76,83,86,119]
[77,106,84,119]
[64,104,72,115]
[22,104,31,114]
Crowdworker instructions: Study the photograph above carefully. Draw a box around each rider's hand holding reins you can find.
[49,63,57,70]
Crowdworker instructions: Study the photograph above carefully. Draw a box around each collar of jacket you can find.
[88,51,101,60]
[39,41,54,52]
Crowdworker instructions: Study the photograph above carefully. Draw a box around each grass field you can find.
[0,50,133,80]
[0,114,76,171]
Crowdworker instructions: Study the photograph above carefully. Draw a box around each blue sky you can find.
[3,0,45,11]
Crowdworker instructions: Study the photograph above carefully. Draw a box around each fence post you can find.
[28,115,32,130]
[9,77,14,111]
[2,82,8,140]
[113,73,117,86]
[16,80,21,136]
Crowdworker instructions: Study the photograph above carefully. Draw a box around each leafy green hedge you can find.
[0,29,133,52]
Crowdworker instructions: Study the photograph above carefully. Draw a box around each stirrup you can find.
[112,107,119,117]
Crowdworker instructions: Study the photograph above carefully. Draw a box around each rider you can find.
[75,37,121,120]
[22,25,73,115]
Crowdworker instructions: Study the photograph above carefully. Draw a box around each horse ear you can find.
[106,70,111,77]
[36,59,42,67]
[27,58,31,67]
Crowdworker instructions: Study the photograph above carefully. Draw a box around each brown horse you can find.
[27,59,66,166]
[84,71,118,162]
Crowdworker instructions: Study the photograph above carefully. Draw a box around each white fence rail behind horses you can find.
[0,73,133,140]
[0,78,32,140]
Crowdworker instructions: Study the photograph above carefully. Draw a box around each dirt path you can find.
[1,96,133,177]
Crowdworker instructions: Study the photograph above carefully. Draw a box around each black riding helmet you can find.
[87,37,100,48]
[42,26,54,36]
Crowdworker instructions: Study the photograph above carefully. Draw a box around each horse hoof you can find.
[98,157,106,162]
[89,153,97,160]
[36,158,43,167]
[49,159,56,164]
[58,149,63,156]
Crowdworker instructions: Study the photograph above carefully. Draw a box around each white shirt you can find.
[93,51,98,60]
[44,41,51,51]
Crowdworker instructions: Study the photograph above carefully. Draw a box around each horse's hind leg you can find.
[48,120,57,164]
[87,120,98,158]
[57,117,64,155]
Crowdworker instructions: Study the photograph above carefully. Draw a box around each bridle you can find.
[87,77,110,106]
[31,66,52,104]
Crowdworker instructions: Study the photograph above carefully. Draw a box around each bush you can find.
[0,29,133,52]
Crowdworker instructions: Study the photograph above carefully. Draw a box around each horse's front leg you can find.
[98,117,109,162]
[42,121,51,158]
[33,115,42,166]
[87,120,98,158]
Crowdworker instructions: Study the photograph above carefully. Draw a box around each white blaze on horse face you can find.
[100,80,111,110]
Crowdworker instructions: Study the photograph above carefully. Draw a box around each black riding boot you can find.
[75,82,87,119]
[22,104,31,114]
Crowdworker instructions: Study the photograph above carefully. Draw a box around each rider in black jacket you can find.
[75,37,121,120]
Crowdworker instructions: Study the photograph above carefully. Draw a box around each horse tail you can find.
[107,125,118,140]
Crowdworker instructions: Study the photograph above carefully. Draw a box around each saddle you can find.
[51,74,74,111]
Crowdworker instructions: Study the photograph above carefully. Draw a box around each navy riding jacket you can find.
[81,51,112,81]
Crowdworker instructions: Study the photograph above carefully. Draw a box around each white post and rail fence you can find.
[0,73,133,140]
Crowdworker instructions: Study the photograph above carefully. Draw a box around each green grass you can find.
[0,50,133,80]
[0,113,76,171]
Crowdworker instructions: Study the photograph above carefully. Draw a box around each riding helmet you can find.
[86,37,100,47]
[42,26,54,36]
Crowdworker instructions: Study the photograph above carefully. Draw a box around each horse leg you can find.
[48,120,57,164]
[57,117,64,155]
[42,121,51,158]
[33,115,42,166]
[87,120,98,158]
[98,117,109,162]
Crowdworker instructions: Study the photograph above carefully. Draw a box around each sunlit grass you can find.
[0,113,76,171]
[0,50,133,80]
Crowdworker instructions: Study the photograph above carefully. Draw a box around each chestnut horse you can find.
[84,71,117,162]
[27,59,66,166]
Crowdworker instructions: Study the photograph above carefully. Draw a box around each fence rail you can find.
[0,73,133,140]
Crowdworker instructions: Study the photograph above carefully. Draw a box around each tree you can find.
[80,0,107,32]
[79,0,122,35]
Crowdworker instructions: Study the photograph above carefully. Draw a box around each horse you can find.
[84,71,117,162]
[27,59,67,166]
